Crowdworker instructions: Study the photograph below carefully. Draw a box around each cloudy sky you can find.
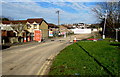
[1,0,119,24]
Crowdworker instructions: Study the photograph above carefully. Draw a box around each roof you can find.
[11,20,27,24]
[48,23,59,28]
[27,18,44,24]
[60,25,72,29]
[2,21,11,24]
[1,18,46,24]
[2,20,27,24]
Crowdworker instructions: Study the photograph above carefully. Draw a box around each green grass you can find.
[49,40,120,76]
[77,41,120,76]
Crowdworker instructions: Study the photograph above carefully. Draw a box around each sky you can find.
[1,0,119,24]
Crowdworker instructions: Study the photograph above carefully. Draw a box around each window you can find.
[27,24,31,29]
[34,24,37,29]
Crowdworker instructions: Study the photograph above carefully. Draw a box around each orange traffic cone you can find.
[28,36,30,41]
[74,36,77,43]
[24,37,26,42]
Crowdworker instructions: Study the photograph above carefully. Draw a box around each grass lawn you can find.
[49,40,120,76]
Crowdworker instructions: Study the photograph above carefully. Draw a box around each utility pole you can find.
[56,10,60,26]
[56,10,60,37]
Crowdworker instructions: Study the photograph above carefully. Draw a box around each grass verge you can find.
[49,40,120,76]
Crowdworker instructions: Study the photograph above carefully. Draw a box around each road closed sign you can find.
[34,30,42,42]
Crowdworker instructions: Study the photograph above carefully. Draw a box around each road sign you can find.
[34,30,42,42]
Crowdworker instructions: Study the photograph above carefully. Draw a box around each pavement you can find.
[2,34,92,75]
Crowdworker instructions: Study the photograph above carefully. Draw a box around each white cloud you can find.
[1,2,64,22]
[1,2,98,24]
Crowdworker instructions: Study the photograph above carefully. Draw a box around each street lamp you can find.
[115,29,118,42]
[115,28,120,42]
[102,10,107,39]
[115,11,119,42]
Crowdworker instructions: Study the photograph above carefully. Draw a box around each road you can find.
[2,34,92,75]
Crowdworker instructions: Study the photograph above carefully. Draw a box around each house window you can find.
[34,24,37,29]
[27,24,31,29]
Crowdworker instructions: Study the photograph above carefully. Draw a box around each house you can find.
[59,25,72,36]
[48,23,59,29]
[1,18,49,43]
[59,25,68,30]
[0,23,17,44]
[26,18,48,40]
[48,23,59,37]
[1,20,28,43]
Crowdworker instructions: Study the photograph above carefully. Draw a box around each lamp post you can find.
[115,29,118,42]
[102,10,107,39]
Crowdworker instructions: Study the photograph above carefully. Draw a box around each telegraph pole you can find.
[56,10,60,37]
[56,10,60,26]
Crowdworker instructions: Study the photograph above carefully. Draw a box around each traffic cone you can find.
[24,37,26,42]
[74,37,77,43]
[28,36,30,41]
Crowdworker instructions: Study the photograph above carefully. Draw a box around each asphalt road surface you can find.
[2,34,92,75]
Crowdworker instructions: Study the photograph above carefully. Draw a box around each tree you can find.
[92,1,120,39]
[1,18,9,21]
[0,16,13,21]
[11,23,27,37]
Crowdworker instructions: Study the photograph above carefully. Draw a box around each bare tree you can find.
[11,23,27,37]
[92,1,120,38]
